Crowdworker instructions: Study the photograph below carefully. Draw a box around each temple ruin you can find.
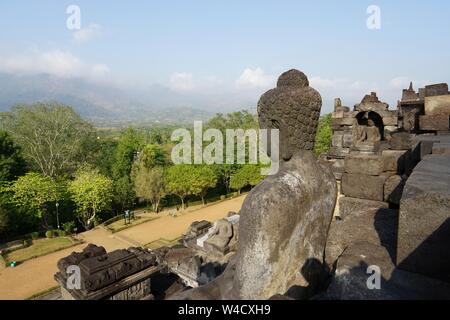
[54,70,450,300]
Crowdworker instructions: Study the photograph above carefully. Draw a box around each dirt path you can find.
[0,195,246,300]
[118,195,245,245]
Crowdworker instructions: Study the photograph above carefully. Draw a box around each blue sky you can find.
[1,0,449,113]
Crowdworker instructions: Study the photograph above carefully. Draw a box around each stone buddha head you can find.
[257,69,322,161]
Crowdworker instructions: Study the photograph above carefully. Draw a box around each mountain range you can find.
[0,73,256,128]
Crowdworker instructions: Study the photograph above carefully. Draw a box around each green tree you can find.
[230,170,247,195]
[0,130,27,181]
[0,189,40,240]
[111,129,142,213]
[133,165,166,212]
[139,144,166,168]
[88,138,118,178]
[191,165,218,205]
[68,167,113,230]
[230,164,264,194]
[113,176,136,213]
[0,206,8,236]
[245,164,265,188]
[147,125,177,145]
[112,128,142,179]
[166,164,195,210]
[206,110,258,132]
[7,173,62,228]
[213,164,241,194]
[205,110,259,192]
[1,103,94,178]
[315,113,332,156]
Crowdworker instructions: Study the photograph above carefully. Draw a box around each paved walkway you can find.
[0,196,246,300]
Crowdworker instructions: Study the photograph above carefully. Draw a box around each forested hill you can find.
[0,73,216,127]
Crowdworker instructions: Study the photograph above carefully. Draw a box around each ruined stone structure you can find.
[327,81,450,216]
[398,82,450,133]
[328,92,398,180]
[55,245,161,300]
[322,80,450,299]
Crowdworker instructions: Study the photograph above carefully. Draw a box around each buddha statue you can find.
[169,69,337,300]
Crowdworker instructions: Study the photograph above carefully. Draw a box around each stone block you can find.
[419,115,450,131]
[432,143,450,154]
[336,106,350,113]
[326,208,397,268]
[381,150,408,173]
[341,173,391,201]
[332,111,344,119]
[424,83,449,97]
[383,117,398,126]
[397,154,450,283]
[384,175,405,205]
[342,134,353,148]
[378,110,398,118]
[404,144,421,175]
[332,132,343,147]
[331,124,345,131]
[384,125,397,134]
[323,241,450,300]
[332,117,354,127]
[329,158,345,180]
[329,146,350,157]
[374,141,391,154]
[338,196,388,220]
[398,104,424,132]
[420,140,435,160]
[390,132,412,150]
[344,154,383,175]
[425,95,450,116]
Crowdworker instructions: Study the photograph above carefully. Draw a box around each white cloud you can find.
[0,49,110,82]
[91,64,110,77]
[308,76,384,113]
[310,76,349,89]
[169,72,195,91]
[72,24,103,43]
[389,76,410,89]
[236,68,275,89]
[389,76,428,90]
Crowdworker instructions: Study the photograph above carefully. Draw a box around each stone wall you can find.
[397,153,450,282]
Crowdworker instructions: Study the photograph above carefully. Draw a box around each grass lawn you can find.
[4,237,78,265]
[145,236,183,250]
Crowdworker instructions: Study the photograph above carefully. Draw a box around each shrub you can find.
[220,195,226,200]
[30,232,40,240]
[93,217,102,227]
[45,230,55,239]
[62,221,75,234]
[55,230,66,237]
[315,113,332,156]
[0,254,6,268]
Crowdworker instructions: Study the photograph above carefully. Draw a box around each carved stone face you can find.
[258,114,292,161]
[257,69,322,161]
